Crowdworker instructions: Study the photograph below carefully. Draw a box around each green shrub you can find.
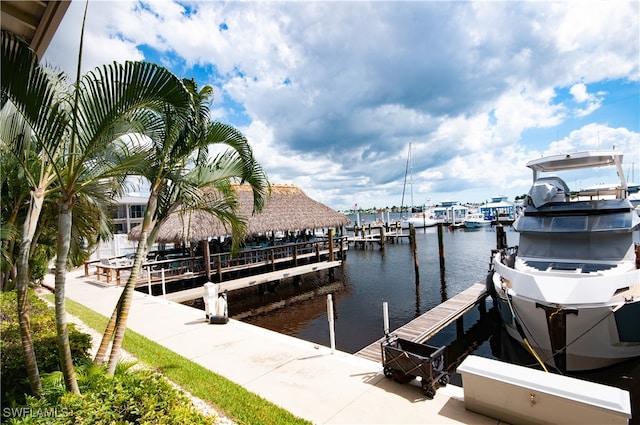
[27,257,48,285]
[3,368,212,424]
[0,291,92,405]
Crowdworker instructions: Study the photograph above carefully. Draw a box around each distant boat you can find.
[401,212,438,229]
[463,212,491,228]
[488,150,640,372]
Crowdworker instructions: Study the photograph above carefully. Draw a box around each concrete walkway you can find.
[47,269,501,425]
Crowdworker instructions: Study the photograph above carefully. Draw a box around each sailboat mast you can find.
[400,143,412,216]
[409,144,414,210]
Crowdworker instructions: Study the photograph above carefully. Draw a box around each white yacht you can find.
[488,150,640,371]
[400,211,438,229]
[463,212,491,228]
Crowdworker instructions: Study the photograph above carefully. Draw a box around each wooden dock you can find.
[164,261,342,303]
[85,238,346,289]
[354,282,487,363]
[346,230,410,249]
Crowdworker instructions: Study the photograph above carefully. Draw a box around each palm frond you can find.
[69,61,192,185]
[114,360,139,376]
[40,371,65,402]
[1,31,69,151]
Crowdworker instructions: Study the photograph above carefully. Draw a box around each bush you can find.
[3,368,212,424]
[27,256,48,285]
[0,291,92,405]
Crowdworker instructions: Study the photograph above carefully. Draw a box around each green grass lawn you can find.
[43,294,310,425]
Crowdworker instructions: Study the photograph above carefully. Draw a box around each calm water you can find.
[236,213,639,422]
[241,213,511,353]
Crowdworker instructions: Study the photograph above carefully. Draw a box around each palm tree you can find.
[3,25,194,393]
[51,62,193,391]
[96,80,269,374]
[1,30,69,397]
[0,138,30,290]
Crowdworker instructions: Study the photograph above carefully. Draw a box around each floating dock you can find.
[346,230,410,248]
[164,261,342,303]
[355,282,487,363]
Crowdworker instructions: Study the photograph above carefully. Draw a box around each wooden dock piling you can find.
[410,225,419,285]
[437,223,445,281]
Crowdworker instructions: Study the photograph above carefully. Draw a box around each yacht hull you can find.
[491,261,640,371]
[400,217,437,228]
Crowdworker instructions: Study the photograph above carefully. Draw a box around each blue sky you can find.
[44,0,640,210]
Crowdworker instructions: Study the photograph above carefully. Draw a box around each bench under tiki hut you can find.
[128,184,351,245]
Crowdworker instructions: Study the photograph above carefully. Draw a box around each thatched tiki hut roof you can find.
[128,184,350,244]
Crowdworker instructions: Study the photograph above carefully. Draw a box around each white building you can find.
[92,194,149,259]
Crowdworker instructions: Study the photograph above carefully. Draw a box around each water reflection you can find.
[204,215,637,423]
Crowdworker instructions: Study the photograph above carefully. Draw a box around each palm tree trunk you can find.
[98,226,155,366]
[2,206,20,291]
[3,234,16,292]
[93,296,120,365]
[15,191,45,397]
[106,192,158,374]
[54,196,79,393]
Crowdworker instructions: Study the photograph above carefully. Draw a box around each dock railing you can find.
[84,237,348,287]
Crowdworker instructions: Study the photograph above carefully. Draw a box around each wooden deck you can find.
[346,231,409,248]
[164,261,342,303]
[354,282,487,363]
[84,238,347,289]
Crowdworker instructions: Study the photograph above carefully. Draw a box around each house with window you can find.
[92,194,150,258]
[112,195,148,234]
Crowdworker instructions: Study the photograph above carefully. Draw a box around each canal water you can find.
[234,213,639,423]
[242,220,501,353]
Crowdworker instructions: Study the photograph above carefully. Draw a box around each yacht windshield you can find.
[515,212,633,233]
[518,232,634,262]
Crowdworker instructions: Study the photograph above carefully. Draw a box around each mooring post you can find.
[456,317,464,339]
[328,229,335,281]
[437,222,445,279]
[496,224,507,249]
[327,294,336,354]
[410,225,419,285]
[147,267,152,295]
[328,229,335,261]
[271,248,276,271]
[379,226,385,250]
[161,268,167,300]
[383,301,389,336]
[203,239,211,281]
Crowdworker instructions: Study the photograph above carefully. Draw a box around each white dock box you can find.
[457,355,631,425]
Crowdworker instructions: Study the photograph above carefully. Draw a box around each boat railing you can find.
[573,187,627,201]
[489,246,518,271]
